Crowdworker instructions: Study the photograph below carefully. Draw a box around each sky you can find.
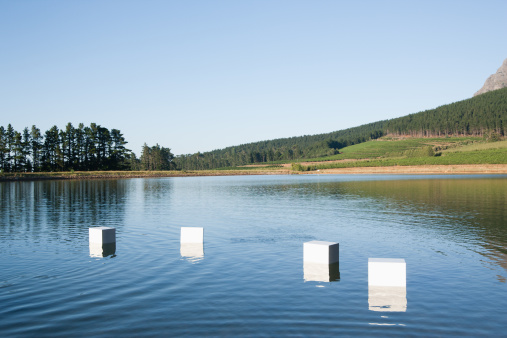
[1,0,507,156]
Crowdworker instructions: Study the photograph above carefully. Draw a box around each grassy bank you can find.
[0,168,291,181]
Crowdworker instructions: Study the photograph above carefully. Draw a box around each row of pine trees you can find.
[0,123,131,172]
[0,123,175,172]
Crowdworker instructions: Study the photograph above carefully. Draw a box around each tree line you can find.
[0,123,175,172]
[0,123,132,172]
[3,87,506,172]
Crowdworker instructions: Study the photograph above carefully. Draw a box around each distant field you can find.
[289,137,481,163]
[288,137,507,170]
[441,139,507,153]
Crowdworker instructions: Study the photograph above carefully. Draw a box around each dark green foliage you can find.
[5,124,14,172]
[175,87,507,170]
[0,123,132,172]
[404,145,435,158]
[291,163,316,172]
[0,127,6,172]
[30,125,43,171]
[385,88,507,137]
[139,143,174,171]
[485,131,502,142]
[291,163,304,171]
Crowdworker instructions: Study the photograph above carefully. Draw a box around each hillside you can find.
[292,137,507,172]
[175,87,507,170]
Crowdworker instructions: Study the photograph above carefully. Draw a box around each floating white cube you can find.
[180,227,203,243]
[180,243,204,262]
[368,286,407,312]
[303,241,339,264]
[89,227,116,244]
[368,258,406,287]
[304,262,340,282]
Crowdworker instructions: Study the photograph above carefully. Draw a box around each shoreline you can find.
[1,164,507,181]
[0,169,292,181]
[309,164,507,175]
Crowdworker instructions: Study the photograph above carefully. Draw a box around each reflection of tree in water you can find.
[0,180,128,243]
[142,179,172,200]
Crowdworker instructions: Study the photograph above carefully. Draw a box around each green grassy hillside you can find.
[295,137,507,171]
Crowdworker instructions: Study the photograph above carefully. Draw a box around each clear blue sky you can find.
[1,0,506,156]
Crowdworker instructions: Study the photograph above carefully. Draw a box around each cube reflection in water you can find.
[89,242,116,258]
[368,286,407,312]
[304,262,340,282]
[180,243,204,262]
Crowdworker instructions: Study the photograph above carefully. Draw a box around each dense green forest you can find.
[175,88,507,170]
[0,123,174,172]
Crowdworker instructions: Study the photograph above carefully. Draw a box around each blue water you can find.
[1,175,507,336]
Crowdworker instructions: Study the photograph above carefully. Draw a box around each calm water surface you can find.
[1,175,507,336]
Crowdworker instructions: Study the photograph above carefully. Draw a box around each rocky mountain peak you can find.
[474,58,507,96]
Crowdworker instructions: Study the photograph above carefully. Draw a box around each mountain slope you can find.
[474,58,507,96]
[175,87,507,170]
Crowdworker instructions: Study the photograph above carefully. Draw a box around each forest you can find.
[175,87,507,170]
[0,123,174,172]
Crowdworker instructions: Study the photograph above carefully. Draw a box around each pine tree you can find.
[110,129,129,170]
[22,127,32,172]
[5,124,15,172]
[61,123,76,170]
[0,126,7,172]
[13,131,24,172]
[42,126,60,171]
[75,123,85,170]
[30,126,43,172]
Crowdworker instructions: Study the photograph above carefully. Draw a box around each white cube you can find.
[180,227,204,243]
[303,241,339,264]
[89,227,116,244]
[368,258,406,287]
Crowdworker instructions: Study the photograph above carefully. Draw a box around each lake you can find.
[1,174,507,336]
